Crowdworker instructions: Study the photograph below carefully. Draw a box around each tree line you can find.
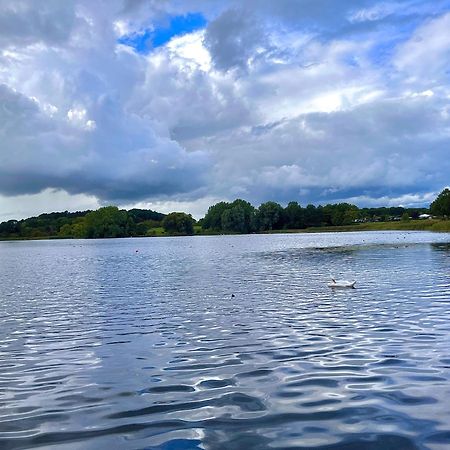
[0,207,166,239]
[0,188,448,239]
[200,188,448,234]
[199,199,429,234]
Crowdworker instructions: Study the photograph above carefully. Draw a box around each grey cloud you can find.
[204,8,268,71]
[0,0,77,48]
[200,95,450,205]
[0,84,210,201]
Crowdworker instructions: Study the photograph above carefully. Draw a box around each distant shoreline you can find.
[1,219,449,241]
[266,219,450,234]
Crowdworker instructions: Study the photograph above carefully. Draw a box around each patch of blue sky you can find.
[118,13,206,54]
[366,19,422,66]
[364,36,399,67]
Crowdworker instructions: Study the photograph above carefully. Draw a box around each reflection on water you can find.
[1,231,450,449]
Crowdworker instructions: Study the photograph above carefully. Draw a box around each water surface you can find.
[1,231,450,449]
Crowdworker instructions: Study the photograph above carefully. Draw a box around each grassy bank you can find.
[287,219,450,234]
[153,220,450,236]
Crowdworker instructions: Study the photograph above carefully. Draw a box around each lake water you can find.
[1,231,450,450]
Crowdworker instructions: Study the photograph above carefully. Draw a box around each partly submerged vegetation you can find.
[1,189,449,240]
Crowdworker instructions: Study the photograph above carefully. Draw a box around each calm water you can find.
[1,231,450,450]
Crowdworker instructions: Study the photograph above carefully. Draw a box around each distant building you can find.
[419,214,432,219]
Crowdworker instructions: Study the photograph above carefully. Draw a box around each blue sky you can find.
[118,13,207,53]
[0,0,449,220]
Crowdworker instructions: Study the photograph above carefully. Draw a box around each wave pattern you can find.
[0,232,450,449]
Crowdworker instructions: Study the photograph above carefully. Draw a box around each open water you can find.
[1,231,450,449]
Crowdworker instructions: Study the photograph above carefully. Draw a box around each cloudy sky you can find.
[1,0,449,221]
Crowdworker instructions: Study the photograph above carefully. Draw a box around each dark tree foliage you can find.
[0,210,92,238]
[0,220,20,236]
[199,197,438,234]
[284,202,306,229]
[431,188,450,217]
[84,206,133,238]
[202,199,255,233]
[202,202,230,231]
[0,207,165,239]
[304,204,323,227]
[255,201,284,231]
[128,208,165,223]
[162,212,195,235]
[221,199,255,233]
[221,206,245,233]
[322,203,359,226]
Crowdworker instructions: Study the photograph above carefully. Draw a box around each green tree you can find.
[321,204,334,226]
[256,201,284,231]
[343,207,359,225]
[284,202,305,229]
[304,204,323,227]
[0,220,20,236]
[333,203,358,225]
[202,202,230,230]
[72,218,87,238]
[202,199,255,233]
[0,207,167,240]
[221,206,246,233]
[128,208,165,223]
[162,212,195,235]
[430,188,450,217]
[222,199,255,233]
[84,206,131,238]
[321,203,358,226]
[58,223,74,237]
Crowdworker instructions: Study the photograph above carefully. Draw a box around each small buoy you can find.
[135,249,139,253]
[231,294,235,298]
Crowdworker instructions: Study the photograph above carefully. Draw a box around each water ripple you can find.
[0,231,449,449]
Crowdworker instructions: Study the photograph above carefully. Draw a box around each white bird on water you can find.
[328,277,356,288]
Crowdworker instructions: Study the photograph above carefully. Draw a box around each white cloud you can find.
[349,2,404,23]
[166,30,211,71]
[394,12,450,85]
[67,106,96,130]
[0,189,100,222]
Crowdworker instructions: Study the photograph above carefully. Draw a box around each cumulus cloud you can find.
[0,1,211,209]
[0,0,449,221]
[0,83,209,202]
[129,31,253,142]
[197,94,450,204]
